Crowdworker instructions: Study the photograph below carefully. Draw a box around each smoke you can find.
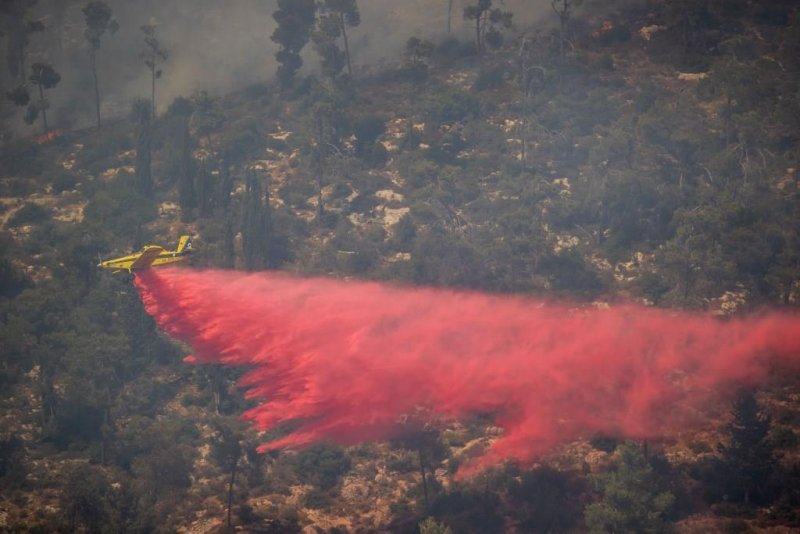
[2,0,651,135]
[8,0,563,132]
[133,268,800,474]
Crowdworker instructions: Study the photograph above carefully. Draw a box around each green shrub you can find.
[346,193,378,215]
[772,426,798,449]
[473,65,506,91]
[590,434,618,453]
[7,202,49,227]
[395,62,429,83]
[0,177,36,197]
[352,115,385,157]
[429,89,480,123]
[294,443,352,489]
[392,214,416,249]
[433,37,474,64]
[75,131,132,173]
[83,180,157,238]
[50,170,80,194]
[387,451,417,473]
[329,182,352,200]
[303,487,333,509]
[0,139,42,176]
[278,179,316,209]
[405,159,439,189]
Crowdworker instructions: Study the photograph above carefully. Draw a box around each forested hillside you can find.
[1,1,799,532]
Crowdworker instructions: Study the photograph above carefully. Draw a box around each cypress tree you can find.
[717,391,777,504]
[241,170,274,271]
[131,99,152,198]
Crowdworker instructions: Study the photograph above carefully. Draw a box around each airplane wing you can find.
[131,246,164,270]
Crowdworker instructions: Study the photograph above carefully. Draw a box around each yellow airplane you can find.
[98,235,192,273]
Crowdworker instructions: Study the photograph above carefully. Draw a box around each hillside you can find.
[1,0,800,532]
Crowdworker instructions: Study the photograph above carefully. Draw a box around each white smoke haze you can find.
[3,0,621,133]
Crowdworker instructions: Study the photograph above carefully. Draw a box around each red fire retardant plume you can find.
[134,268,800,474]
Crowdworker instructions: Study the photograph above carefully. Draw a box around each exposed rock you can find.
[375,189,404,203]
[382,206,410,227]
[639,24,665,41]
[677,72,708,81]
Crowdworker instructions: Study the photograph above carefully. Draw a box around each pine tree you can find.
[82,1,118,128]
[717,391,778,504]
[271,0,316,89]
[551,0,582,62]
[140,23,168,118]
[312,0,360,81]
[1,0,44,83]
[584,442,674,533]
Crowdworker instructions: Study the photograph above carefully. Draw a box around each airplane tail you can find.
[176,235,193,254]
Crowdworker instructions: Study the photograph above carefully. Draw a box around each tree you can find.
[131,444,194,506]
[447,0,454,34]
[195,158,214,218]
[464,1,491,55]
[463,0,512,56]
[663,0,714,68]
[9,285,74,430]
[294,442,352,490]
[584,442,674,533]
[82,1,118,129]
[271,0,316,89]
[140,23,167,118]
[306,88,346,222]
[312,12,345,81]
[717,391,778,505]
[405,37,434,65]
[509,466,582,533]
[210,420,243,529]
[190,90,223,145]
[222,218,235,268]
[393,428,448,512]
[6,83,30,107]
[167,98,196,218]
[551,0,582,62]
[241,169,274,271]
[27,62,60,134]
[62,464,111,533]
[323,0,359,77]
[130,98,152,197]
[1,0,43,83]
[216,155,234,209]
[313,0,360,80]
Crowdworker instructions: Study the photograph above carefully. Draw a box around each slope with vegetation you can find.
[1,0,799,532]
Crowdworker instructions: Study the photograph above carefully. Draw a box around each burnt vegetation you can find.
[1,0,800,532]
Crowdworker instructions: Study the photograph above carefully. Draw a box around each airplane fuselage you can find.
[98,236,192,273]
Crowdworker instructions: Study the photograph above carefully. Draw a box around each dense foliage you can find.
[1,0,799,531]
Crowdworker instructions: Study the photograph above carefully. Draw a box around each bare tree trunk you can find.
[90,50,101,128]
[340,14,352,77]
[447,0,454,34]
[51,0,66,66]
[151,65,156,119]
[418,449,429,511]
[227,459,238,528]
[37,82,48,134]
[475,14,482,55]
